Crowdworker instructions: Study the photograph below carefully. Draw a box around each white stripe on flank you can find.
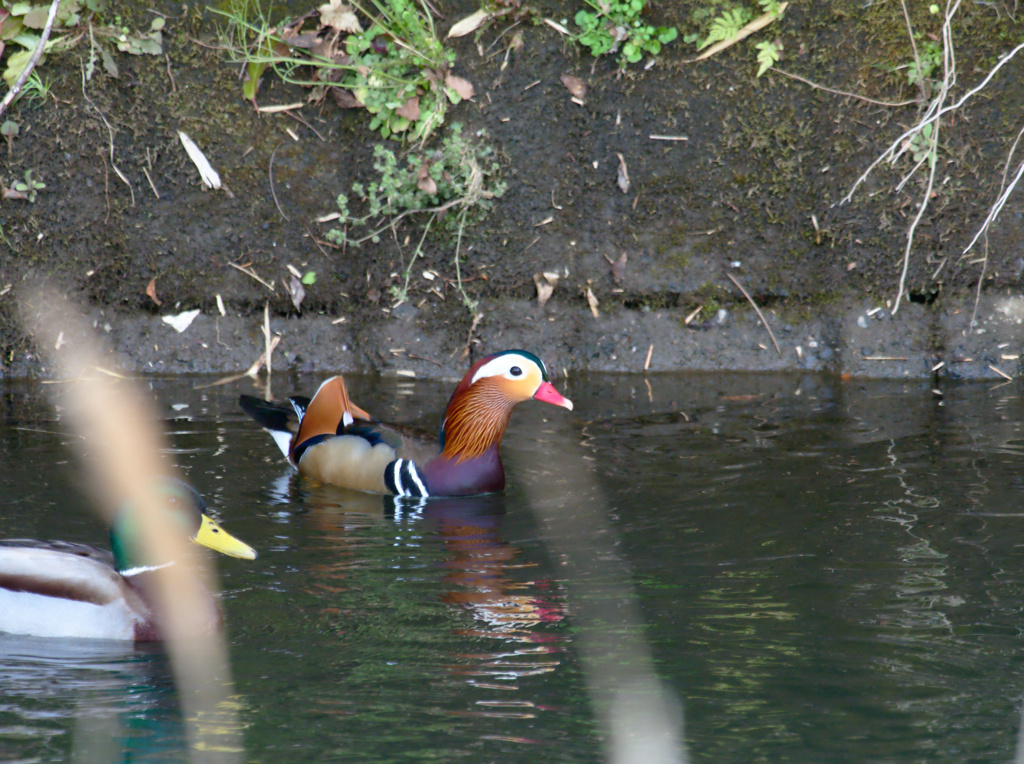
[393,458,407,495]
[405,462,428,497]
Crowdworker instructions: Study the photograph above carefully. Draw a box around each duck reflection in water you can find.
[271,477,566,681]
[0,634,247,762]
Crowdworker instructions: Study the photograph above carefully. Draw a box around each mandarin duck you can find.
[239,350,573,498]
[0,479,256,641]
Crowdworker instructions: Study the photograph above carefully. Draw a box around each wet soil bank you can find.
[2,0,1024,381]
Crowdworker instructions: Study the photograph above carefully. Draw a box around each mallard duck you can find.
[240,349,573,497]
[0,479,256,641]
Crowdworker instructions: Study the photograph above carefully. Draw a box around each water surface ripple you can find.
[2,372,1024,761]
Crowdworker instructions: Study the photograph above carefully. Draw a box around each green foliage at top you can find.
[573,0,678,68]
[0,0,164,95]
[219,0,468,142]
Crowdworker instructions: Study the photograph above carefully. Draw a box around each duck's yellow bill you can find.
[194,514,258,560]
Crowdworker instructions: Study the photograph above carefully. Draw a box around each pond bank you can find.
[7,290,1023,381]
[2,1,1023,381]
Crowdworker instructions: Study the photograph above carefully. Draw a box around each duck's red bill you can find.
[533,381,573,411]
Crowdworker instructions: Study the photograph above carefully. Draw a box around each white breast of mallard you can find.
[0,548,148,641]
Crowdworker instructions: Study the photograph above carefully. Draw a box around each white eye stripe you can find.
[470,354,539,385]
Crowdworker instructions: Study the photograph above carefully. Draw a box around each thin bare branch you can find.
[726,273,781,358]
[841,1,1024,206]
[771,68,918,108]
[893,116,940,314]
[969,123,1024,329]
[269,141,289,221]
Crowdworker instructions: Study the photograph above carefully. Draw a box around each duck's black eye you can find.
[510,366,523,377]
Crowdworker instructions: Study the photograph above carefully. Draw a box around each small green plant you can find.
[683,0,785,76]
[329,124,504,242]
[908,123,936,168]
[574,0,678,67]
[326,124,505,309]
[1,120,18,154]
[693,6,752,49]
[20,70,53,103]
[754,39,779,76]
[218,0,470,142]
[13,169,45,202]
[907,39,942,88]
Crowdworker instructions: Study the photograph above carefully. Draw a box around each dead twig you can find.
[304,224,333,257]
[0,0,60,119]
[164,53,177,93]
[771,68,918,108]
[194,335,282,389]
[726,273,781,358]
[229,261,275,290]
[459,312,484,360]
[285,110,326,141]
[80,61,135,207]
[989,364,1014,381]
[407,353,443,367]
[269,141,289,221]
[142,166,160,199]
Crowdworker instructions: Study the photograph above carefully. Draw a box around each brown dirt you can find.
[2,0,1024,381]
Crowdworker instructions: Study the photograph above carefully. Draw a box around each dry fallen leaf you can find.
[585,285,600,318]
[560,73,586,100]
[319,0,363,33]
[286,274,306,312]
[1,185,26,201]
[608,251,627,284]
[447,9,489,38]
[146,278,162,307]
[616,153,630,194]
[283,31,322,49]
[396,96,420,121]
[330,87,363,108]
[445,74,474,101]
[417,163,437,195]
[534,271,559,307]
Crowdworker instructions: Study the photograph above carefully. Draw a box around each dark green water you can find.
[4,372,1024,762]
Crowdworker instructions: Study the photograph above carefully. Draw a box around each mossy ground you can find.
[2,0,1023,378]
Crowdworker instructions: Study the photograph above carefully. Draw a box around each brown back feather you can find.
[293,376,374,455]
